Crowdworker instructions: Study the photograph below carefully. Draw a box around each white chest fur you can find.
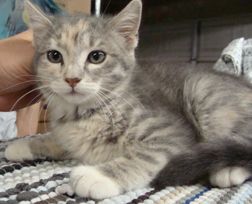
[51,106,128,164]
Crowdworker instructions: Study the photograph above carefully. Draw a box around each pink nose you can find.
[65,78,81,88]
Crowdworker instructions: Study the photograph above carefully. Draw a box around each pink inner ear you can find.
[116,22,139,48]
[120,28,134,40]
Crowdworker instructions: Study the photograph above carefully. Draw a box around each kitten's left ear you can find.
[24,0,53,32]
[110,0,142,49]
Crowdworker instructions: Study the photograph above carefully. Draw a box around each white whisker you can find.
[99,87,143,111]
[10,85,50,111]
[25,92,43,136]
[96,92,115,128]
[98,90,125,122]
[43,93,55,133]
[0,79,49,94]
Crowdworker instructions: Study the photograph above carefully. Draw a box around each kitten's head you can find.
[25,0,142,107]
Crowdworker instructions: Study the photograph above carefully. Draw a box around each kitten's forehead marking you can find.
[62,20,88,43]
[57,20,90,52]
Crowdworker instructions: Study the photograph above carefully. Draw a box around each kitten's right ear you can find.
[109,0,142,50]
[24,0,52,32]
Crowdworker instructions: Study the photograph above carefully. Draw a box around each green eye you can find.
[47,50,63,64]
[88,50,106,64]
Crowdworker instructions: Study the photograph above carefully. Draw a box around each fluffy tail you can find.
[151,140,252,190]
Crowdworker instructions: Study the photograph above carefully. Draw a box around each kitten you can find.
[5,0,252,199]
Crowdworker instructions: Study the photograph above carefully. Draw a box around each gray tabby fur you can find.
[5,0,252,199]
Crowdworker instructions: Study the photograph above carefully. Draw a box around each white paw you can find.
[70,166,121,199]
[55,184,74,196]
[4,140,34,162]
[210,167,251,188]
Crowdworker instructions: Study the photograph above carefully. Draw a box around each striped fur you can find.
[5,0,252,200]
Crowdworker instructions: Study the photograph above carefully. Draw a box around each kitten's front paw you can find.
[70,166,122,199]
[210,167,251,188]
[5,140,34,162]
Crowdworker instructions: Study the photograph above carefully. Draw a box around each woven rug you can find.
[1,139,252,204]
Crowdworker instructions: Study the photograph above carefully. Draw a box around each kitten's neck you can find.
[45,92,115,123]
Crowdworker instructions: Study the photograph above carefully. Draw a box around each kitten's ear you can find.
[24,0,52,32]
[110,0,142,49]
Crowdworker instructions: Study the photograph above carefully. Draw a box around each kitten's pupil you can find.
[88,51,106,64]
[47,50,63,64]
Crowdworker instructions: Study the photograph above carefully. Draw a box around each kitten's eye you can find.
[47,50,63,64]
[87,50,106,64]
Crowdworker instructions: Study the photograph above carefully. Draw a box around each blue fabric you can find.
[0,0,62,39]
[184,187,210,204]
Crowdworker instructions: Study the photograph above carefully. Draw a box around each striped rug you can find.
[1,139,252,204]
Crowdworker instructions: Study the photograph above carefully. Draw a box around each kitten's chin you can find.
[61,93,96,105]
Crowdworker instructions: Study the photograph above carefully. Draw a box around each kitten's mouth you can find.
[70,89,77,94]
[71,92,81,96]
[67,89,84,96]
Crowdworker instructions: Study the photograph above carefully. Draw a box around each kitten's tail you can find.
[151,140,252,189]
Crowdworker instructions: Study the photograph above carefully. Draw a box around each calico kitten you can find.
[5,0,252,199]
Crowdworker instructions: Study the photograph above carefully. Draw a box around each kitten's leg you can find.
[70,150,167,199]
[5,134,67,161]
